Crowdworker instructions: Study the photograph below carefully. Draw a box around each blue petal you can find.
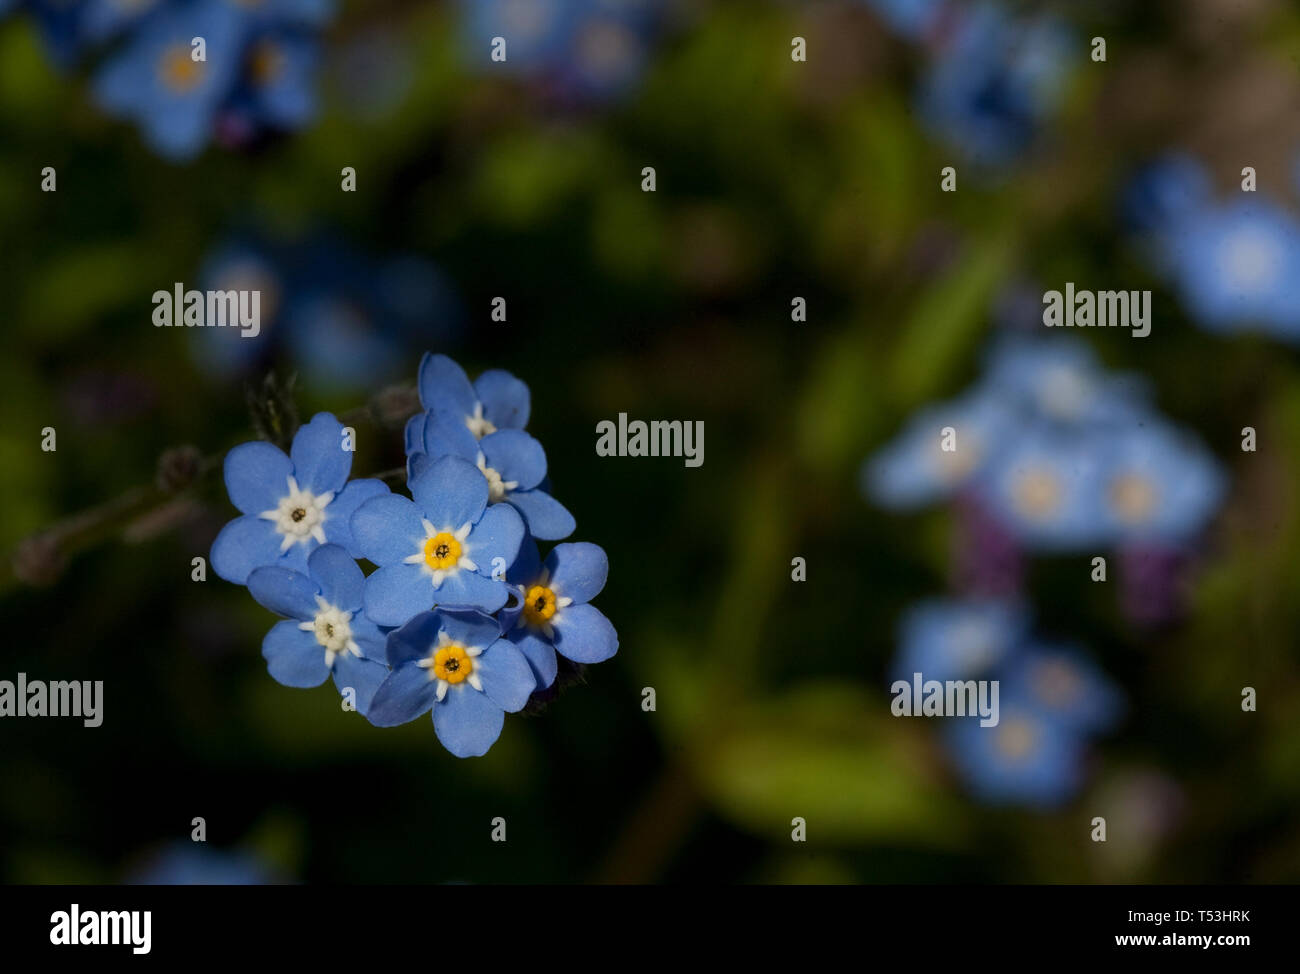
[505,538,543,586]
[308,543,365,611]
[350,616,388,662]
[211,515,284,585]
[385,610,445,666]
[290,411,352,494]
[507,629,559,689]
[332,654,390,716]
[410,455,488,528]
[434,570,509,613]
[248,565,319,620]
[323,479,390,558]
[364,564,436,628]
[552,604,618,663]
[404,412,427,455]
[480,429,546,490]
[417,353,476,415]
[367,662,439,727]
[224,441,293,515]
[407,450,430,483]
[437,608,503,650]
[474,369,530,429]
[263,620,329,687]
[465,502,525,570]
[473,639,536,712]
[545,542,608,604]
[506,488,575,540]
[423,411,479,461]
[432,686,505,757]
[350,493,425,566]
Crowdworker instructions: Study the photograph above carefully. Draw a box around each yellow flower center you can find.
[432,644,472,685]
[1109,473,1157,523]
[250,41,285,85]
[995,718,1037,762]
[1011,468,1062,520]
[158,45,205,93]
[423,532,462,571]
[522,585,557,626]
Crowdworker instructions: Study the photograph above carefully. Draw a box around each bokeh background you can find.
[3,0,1300,883]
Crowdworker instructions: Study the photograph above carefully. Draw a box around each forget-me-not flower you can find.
[1000,645,1122,736]
[350,455,526,624]
[891,597,1027,684]
[367,608,536,757]
[501,540,618,689]
[247,543,389,713]
[211,411,389,584]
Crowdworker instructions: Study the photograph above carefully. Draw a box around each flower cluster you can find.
[1126,153,1300,342]
[865,335,1225,558]
[211,354,618,757]
[863,0,1075,168]
[1,0,333,160]
[893,598,1121,806]
[458,0,664,103]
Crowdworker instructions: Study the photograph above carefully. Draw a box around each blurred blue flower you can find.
[459,0,660,101]
[943,699,1085,807]
[917,2,1073,167]
[1000,644,1122,735]
[1165,197,1300,340]
[418,422,576,540]
[1095,420,1226,546]
[502,540,617,689]
[891,597,1027,683]
[1122,152,1213,236]
[248,543,390,713]
[350,455,526,624]
[863,386,1014,509]
[861,0,947,40]
[976,424,1107,551]
[210,411,390,583]
[93,0,245,159]
[367,608,536,757]
[229,30,320,130]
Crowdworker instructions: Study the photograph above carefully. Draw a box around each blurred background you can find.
[2,0,1300,883]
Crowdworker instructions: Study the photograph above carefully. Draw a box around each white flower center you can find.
[465,403,497,440]
[260,476,333,551]
[477,454,518,503]
[1219,227,1282,295]
[297,596,360,668]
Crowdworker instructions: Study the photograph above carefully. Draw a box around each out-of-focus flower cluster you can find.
[1126,153,1300,342]
[1,0,336,159]
[195,233,463,389]
[209,354,618,758]
[863,0,1076,167]
[893,599,1121,806]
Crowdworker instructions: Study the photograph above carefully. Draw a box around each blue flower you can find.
[195,238,285,375]
[943,700,1085,807]
[367,608,536,757]
[1165,198,1300,339]
[1095,420,1225,546]
[93,0,246,160]
[1000,644,1122,735]
[350,455,526,624]
[1122,153,1212,236]
[417,422,575,540]
[247,543,389,713]
[211,412,390,584]
[917,3,1073,167]
[410,353,530,447]
[501,540,618,689]
[228,30,320,131]
[976,425,1108,551]
[860,0,946,40]
[459,0,582,76]
[891,597,1027,684]
[863,387,1014,509]
[980,336,1151,428]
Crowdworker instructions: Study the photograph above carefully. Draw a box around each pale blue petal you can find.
[545,542,608,604]
[290,412,352,494]
[308,543,365,611]
[211,515,285,585]
[367,662,439,727]
[507,629,559,690]
[552,604,618,663]
[409,455,488,528]
[473,639,536,712]
[418,353,476,414]
[350,493,425,566]
[433,686,505,757]
[433,570,508,613]
[263,620,329,687]
[332,654,390,716]
[474,369,530,429]
[364,563,436,627]
[224,441,292,515]
[506,488,575,540]
[248,565,319,620]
